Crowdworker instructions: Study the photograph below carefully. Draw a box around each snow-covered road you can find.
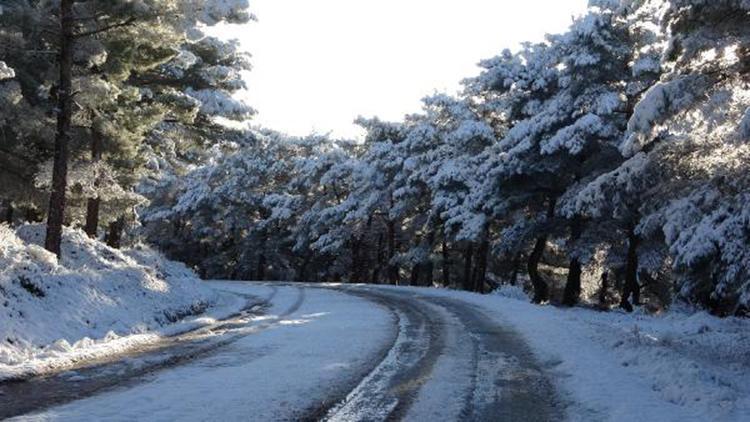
[2,282,559,422]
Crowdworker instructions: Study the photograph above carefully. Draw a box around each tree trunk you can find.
[297,252,311,282]
[371,231,384,284]
[563,258,582,306]
[351,237,361,283]
[386,219,398,284]
[84,132,104,238]
[528,197,556,303]
[510,252,521,286]
[528,235,549,303]
[355,216,372,283]
[256,235,267,281]
[3,202,13,225]
[45,0,75,257]
[105,217,125,249]
[462,243,474,291]
[84,198,101,238]
[472,238,489,293]
[420,226,436,287]
[598,271,609,308]
[563,216,583,306]
[256,252,266,281]
[423,259,434,287]
[442,237,450,287]
[410,263,420,286]
[620,225,640,312]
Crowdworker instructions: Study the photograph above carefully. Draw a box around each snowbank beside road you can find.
[0,224,241,380]
[372,284,750,422]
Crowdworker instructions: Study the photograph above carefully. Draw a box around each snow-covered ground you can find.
[375,284,750,422]
[0,225,245,381]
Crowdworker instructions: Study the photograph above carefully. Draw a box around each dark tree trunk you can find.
[105,217,125,249]
[528,197,556,303]
[563,258,583,306]
[229,240,239,280]
[297,252,311,282]
[472,238,489,293]
[423,259,434,287]
[510,252,521,286]
[351,217,372,283]
[462,243,474,291]
[563,216,584,306]
[410,263,420,286]
[84,132,104,238]
[256,253,266,281]
[45,0,75,257]
[420,227,436,287]
[4,203,13,225]
[256,235,267,281]
[620,225,640,312]
[598,271,609,308]
[351,237,361,282]
[371,231,384,284]
[84,198,101,238]
[528,236,549,303]
[441,237,450,287]
[386,219,398,284]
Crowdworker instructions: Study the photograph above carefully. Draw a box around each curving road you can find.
[1,283,561,421]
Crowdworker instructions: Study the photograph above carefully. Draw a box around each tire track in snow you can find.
[282,286,306,317]
[416,295,561,422]
[310,287,446,422]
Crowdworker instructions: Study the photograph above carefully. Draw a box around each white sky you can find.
[219,0,589,139]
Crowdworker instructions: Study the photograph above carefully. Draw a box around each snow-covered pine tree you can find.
[0,53,50,223]
[567,0,750,315]
[463,41,563,302]
[397,94,496,291]
[464,0,665,305]
[273,138,361,282]
[563,0,669,311]
[340,117,409,284]
[621,0,750,315]
[0,0,254,253]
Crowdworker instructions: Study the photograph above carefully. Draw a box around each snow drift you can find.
[0,224,221,378]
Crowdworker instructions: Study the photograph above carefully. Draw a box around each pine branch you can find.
[73,17,136,39]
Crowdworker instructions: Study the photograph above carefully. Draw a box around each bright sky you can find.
[220,0,589,139]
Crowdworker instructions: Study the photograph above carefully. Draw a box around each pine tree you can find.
[0,0,255,254]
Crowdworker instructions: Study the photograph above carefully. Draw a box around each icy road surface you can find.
[2,282,560,421]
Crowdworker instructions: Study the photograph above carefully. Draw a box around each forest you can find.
[2,0,749,317]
